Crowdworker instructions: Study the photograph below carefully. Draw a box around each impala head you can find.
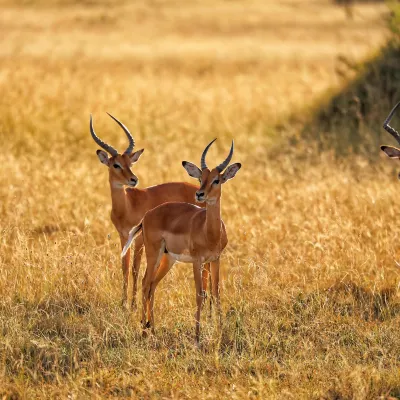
[90,113,144,188]
[182,139,241,203]
[381,101,400,178]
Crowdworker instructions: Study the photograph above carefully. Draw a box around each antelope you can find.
[90,114,210,309]
[381,101,400,167]
[122,139,241,344]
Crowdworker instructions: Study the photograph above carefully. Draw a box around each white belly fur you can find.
[168,252,219,264]
[168,252,195,263]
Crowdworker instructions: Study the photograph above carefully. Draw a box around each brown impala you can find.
[381,101,400,167]
[122,139,241,344]
[90,114,210,310]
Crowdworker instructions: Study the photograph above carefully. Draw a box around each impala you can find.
[381,101,400,166]
[122,139,241,343]
[90,114,210,309]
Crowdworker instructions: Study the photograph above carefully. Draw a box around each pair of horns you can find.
[383,101,400,145]
[90,113,135,156]
[201,138,234,172]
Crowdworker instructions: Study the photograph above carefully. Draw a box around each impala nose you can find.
[130,177,138,186]
[196,191,205,201]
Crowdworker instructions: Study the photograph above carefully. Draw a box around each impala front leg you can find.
[193,262,204,345]
[202,263,212,318]
[210,259,221,328]
[120,242,130,310]
[131,233,144,310]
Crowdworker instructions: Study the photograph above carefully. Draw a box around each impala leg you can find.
[120,239,130,310]
[148,254,175,332]
[141,261,153,331]
[131,233,144,310]
[210,259,221,328]
[202,263,212,318]
[193,262,204,345]
[153,254,175,282]
[202,263,210,293]
[142,242,164,332]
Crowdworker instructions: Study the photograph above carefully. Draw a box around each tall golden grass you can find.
[1,0,400,398]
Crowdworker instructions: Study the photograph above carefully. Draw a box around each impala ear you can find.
[381,145,400,159]
[96,150,110,166]
[130,149,144,163]
[182,161,202,179]
[221,163,241,183]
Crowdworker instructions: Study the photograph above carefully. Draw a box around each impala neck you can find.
[109,177,128,218]
[205,197,222,244]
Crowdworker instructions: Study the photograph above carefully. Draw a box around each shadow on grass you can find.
[333,0,384,3]
[299,39,400,158]
[219,279,400,361]
[322,280,398,321]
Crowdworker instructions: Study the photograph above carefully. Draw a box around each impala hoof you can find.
[141,320,151,329]
[141,321,152,337]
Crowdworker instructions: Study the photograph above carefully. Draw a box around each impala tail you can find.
[121,222,143,257]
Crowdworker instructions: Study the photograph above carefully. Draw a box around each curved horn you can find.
[107,113,135,155]
[90,114,118,157]
[383,101,400,146]
[200,138,217,170]
[216,140,234,172]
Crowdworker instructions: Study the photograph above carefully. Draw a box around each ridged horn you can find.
[383,101,400,146]
[107,113,135,155]
[200,138,217,170]
[216,140,234,172]
[90,114,118,157]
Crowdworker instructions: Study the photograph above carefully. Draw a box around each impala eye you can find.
[213,180,220,185]
[113,164,121,169]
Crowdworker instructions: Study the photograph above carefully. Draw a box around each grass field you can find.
[1,0,400,398]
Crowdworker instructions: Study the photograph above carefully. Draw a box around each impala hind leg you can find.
[142,241,165,332]
[147,254,175,332]
[131,233,144,310]
[210,259,222,328]
[120,237,130,309]
[193,262,204,345]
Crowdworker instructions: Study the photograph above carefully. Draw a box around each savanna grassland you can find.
[1,0,400,398]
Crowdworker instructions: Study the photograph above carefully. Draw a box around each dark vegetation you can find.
[302,4,400,157]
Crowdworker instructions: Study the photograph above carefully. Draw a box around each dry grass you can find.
[1,0,399,398]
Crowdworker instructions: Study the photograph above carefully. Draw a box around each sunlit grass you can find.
[1,1,399,398]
